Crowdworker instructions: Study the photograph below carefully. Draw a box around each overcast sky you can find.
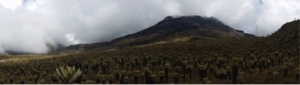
[0,0,299,54]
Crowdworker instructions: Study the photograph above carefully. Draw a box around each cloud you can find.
[0,44,5,54]
[0,0,299,54]
[0,0,22,10]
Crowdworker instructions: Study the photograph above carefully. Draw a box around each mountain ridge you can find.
[60,15,256,53]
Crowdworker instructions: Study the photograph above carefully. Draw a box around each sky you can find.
[0,0,299,54]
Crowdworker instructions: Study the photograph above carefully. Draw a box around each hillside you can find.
[63,15,255,52]
[267,20,299,48]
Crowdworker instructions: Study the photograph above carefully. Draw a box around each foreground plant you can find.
[133,70,140,84]
[295,67,300,79]
[55,66,82,84]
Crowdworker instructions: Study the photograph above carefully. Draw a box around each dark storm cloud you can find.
[0,0,299,54]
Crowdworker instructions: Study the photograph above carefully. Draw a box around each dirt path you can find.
[0,54,67,64]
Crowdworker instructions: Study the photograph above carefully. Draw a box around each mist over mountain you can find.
[0,0,299,54]
[0,1,299,84]
[62,15,256,53]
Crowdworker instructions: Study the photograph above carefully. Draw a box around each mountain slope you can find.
[111,15,255,47]
[63,15,256,52]
[265,20,299,51]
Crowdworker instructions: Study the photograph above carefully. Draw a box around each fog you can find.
[0,0,299,54]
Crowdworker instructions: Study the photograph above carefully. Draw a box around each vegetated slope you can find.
[265,20,299,50]
[63,15,255,52]
[0,20,297,84]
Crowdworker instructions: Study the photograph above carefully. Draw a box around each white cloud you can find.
[0,0,299,54]
[164,0,181,15]
[0,0,22,10]
[65,33,81,45]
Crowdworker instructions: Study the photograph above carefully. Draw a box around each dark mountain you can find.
[62,15,256,53]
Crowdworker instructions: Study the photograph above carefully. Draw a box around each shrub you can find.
[55,66,82,84]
